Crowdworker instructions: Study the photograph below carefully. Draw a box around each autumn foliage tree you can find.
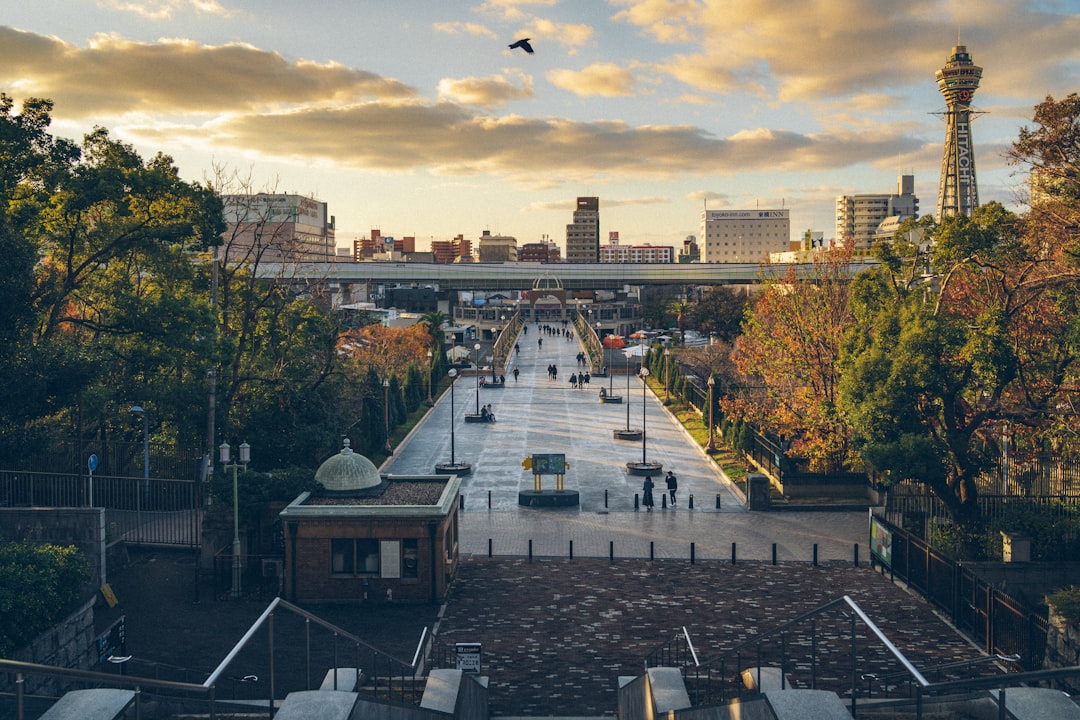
[726,247,858,473]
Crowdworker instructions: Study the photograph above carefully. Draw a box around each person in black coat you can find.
[642,476,655,512]
[665,470,678,506]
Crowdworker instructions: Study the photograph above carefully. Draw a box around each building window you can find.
[331,538,380,576]
[403,539,419,579]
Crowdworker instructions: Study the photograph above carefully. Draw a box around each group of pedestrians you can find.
[641,471,678,511]
[568,371,591,389]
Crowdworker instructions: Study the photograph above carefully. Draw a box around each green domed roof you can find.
[315,439,381,492]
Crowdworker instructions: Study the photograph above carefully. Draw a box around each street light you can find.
[448,369,458,465]
[219,440,250,598]
[707,375,716,451]
[426,349,435,406]
[383,379,393,455]
[640,368,650,464]
[130,405,149,503]
[434,368,472,475]
[474,342,481,415]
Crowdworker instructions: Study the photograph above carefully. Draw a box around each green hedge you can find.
[0,542,91,656]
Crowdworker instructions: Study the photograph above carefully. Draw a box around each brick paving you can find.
[432,557,987,717]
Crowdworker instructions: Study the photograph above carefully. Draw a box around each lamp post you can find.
[663,349,671,405]
[707,375,716,451]
[219,440,250,598]
[383,379,393,455]
[640,368,650,464]
[494,316,505,382]
[449,369,458,464]
[474,342,481,414]
[426,349,434,406]
[130,405,149,502]
[434,368,472,475]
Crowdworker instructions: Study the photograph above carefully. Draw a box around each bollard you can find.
[569,540,573,560]
[488,538,492,558]
[813,543,818,567]
[854,543,859,567]
[688,493,694,510]
[662,494,667,509]
[731,542,737,565]
[604,489,608,508]
[528,539,533,562]
[649,541,654,561]
[634,493,639,510]
[460,495,465,510]
[487,490,491,508]
[610,541,614,563]
[716,493,722,509]
[691,542,696,565]
[772,543,777,565]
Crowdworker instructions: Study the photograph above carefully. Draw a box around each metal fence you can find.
[0,470,203,548]
[869,514,1049,671]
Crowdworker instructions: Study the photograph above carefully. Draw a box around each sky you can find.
[3,1,1079,253]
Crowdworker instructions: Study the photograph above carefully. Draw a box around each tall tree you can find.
[839,200,1080,554]
[726,248,858,472]
[688,287,750,343]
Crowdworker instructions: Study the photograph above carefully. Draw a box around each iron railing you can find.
[0,470,203,548]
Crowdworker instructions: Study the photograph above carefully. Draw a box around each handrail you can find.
[412,626,430,669]
[862,652,1020,684]
[682,626,700,667]
[0,658,209,694]
[845,596,929,687]
[206,597,417,689]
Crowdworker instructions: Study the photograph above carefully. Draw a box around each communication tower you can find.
[934,45,982,220]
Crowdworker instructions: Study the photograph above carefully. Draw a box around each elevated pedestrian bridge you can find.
[255,260,878,291]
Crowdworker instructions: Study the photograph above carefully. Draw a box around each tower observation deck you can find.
[935,45,982,220]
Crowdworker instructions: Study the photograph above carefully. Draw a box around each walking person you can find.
[642,476,655,512]
[665,470,678,506]
[569,374,577,389]
[513,367,519,382]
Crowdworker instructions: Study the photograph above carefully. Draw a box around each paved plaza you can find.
[382,323,869,561]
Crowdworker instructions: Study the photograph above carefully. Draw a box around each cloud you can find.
[614,0,1080,102]
[609,0,701,44]
[139,100,926,186]
[520,18,594,50]
[547,63,636,97]
[102,0,235,20]
[477,0,559,22]
[433,21,499,39]
[438,71,535,107]
[0,27,414,117]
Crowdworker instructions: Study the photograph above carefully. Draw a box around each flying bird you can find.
[508,38,534,54]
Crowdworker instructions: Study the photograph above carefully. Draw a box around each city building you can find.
[221,193,335,262]
[599,233,675,263]
[678,236,700,263]
[431,235,472,264]
[565,197,600,263]
[477,230,518,263]
[935,44,982,220]
[519,237,562,263]
[699,209,790,263]
[835,175,919,253]
[354,229,417,261]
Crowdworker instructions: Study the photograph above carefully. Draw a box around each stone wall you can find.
[1044,604,1080,694]
[1,596,98,698]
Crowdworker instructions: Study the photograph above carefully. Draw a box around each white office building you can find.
[699,209,790,263]
[835,175,919,252]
